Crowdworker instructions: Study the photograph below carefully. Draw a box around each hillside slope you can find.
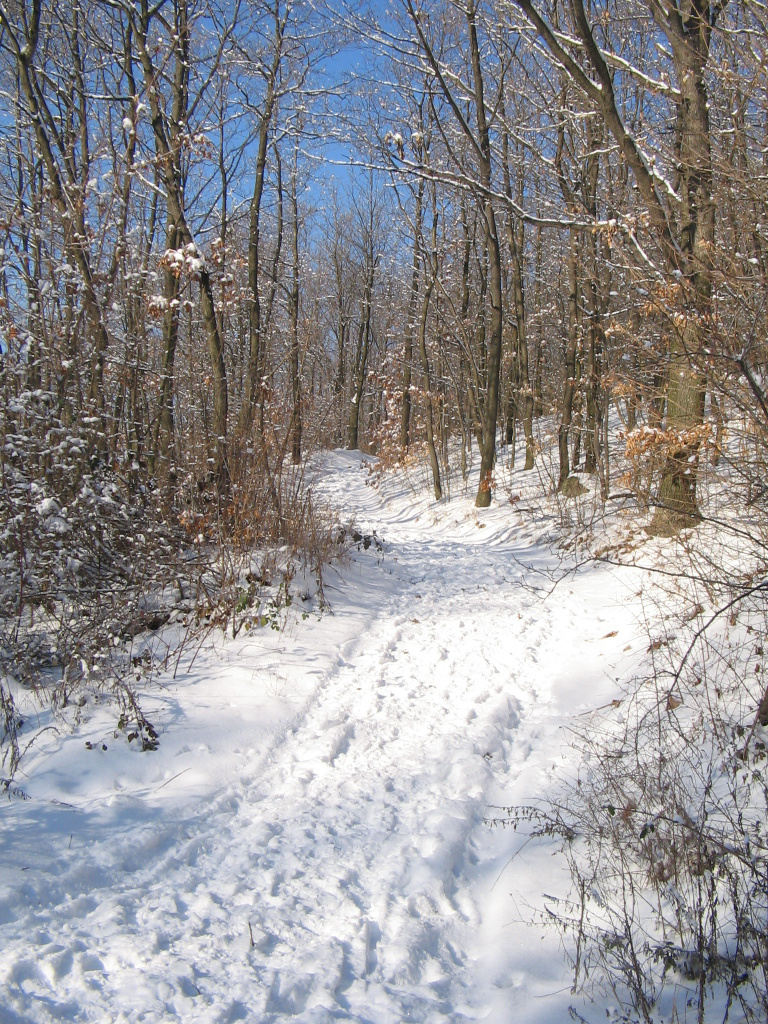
[1,452,655,1023]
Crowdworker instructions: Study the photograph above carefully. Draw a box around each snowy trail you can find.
[0,452,643,1023]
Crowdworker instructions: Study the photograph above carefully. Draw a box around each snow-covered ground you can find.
[1,451,660,1023]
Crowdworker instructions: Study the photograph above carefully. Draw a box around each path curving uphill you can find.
[0,451,639,1023]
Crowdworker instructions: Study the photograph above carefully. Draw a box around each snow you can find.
[1,451,655,1023]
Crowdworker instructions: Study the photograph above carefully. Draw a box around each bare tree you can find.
[131,0,235,493]
[347,173,383,451]
[511,0,719,526]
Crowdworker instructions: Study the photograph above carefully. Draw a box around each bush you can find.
[0,384,338,779]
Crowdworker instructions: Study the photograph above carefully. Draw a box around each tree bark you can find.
[238,5,287,440]
[136,0,229,492]
[514,0,716,524]
[347,268,374,450]
[559,227,580,489]
[400,179,423,451]
[501,111,534,470]
[288,135,302,465]
[467,1,502,507]
[2,1,110,420]
[419,196,442,500]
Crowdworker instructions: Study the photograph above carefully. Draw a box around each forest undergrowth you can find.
[0,406,340,784]
[483,424,768,1023]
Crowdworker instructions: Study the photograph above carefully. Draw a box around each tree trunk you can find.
[400,180,423,451]
[558,227,580,489]
[348,262,375,451]
[238,7,287,441]
[288,137,302,465]
[651,2,713,528]
[418,200,442,500]
[583,117,604,476]
[152,217,181,479]
[515,0,714,524]
[467,2,503,507]
[5,3,110,426]
[501,115,534,470]
[136,0,229,492]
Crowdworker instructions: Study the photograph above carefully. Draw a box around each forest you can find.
[1,0,767,576]
[1,0,768,1021]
